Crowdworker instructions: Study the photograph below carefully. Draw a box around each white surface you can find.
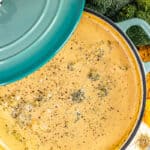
[127,123,150,150]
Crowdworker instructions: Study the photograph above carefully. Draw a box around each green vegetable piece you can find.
[136,0,150,11]
[136,10,150,24]
[71,89,85,103]
[86,0,131,17]
[127,26,150,46]
[116,4,137,21]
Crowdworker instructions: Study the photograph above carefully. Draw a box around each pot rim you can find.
[84,8,146,150]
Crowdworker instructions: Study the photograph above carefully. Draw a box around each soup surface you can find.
[0,12,143,150]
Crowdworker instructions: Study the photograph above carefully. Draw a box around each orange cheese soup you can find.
[0,12,143,150]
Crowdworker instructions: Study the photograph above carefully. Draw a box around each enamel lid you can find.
[0,0,85,85]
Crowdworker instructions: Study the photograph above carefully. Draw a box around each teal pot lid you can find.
[0,0,85,85]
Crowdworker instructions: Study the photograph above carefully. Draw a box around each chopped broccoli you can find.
[135,0,150,11]
[127,26,150,46]
[136,10,150,23]
[86,0,112,14]
[88,70,100,81]
[106,0,133,17]
[115,4,150,24]
[86,0,132,17]
[116,4,137,21]
[71,89,85,103]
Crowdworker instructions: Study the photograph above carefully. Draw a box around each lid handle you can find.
[116,18,150,74]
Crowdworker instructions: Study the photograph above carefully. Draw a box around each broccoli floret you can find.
[86,0,112,14]
[136,10,150,24]
[116,4,137,21]
[115,5,150,24]
[135,0,150,11]
[86,0,132,16]
[106,0,133,17]
[127,26,150,46]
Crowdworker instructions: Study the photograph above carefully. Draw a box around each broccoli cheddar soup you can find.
[0,12,143,150]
